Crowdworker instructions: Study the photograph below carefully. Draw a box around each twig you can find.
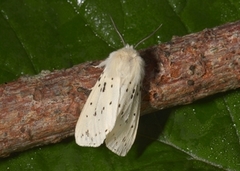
[0,20,240,157]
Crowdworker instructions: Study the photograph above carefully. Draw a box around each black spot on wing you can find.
[130,94,133,99]
[101,106,105,114]
[102,82,107,92]
[85,130,90,137]
[122,137,126,142]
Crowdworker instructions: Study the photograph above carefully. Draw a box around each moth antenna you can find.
[134,24,162,48]
[109,16,126,46]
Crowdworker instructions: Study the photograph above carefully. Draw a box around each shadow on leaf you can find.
[136,108,172,156]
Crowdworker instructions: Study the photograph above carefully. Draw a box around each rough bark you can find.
[0,20,240,157]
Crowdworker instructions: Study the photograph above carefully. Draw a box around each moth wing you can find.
[105,82,141,156]
[75,72,120,147]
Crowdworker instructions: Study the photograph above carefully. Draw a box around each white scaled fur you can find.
[75,44,144,156]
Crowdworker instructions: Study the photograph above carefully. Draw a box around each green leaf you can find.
[1,0,240,170]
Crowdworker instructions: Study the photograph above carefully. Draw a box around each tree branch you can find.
[0,20,240,157]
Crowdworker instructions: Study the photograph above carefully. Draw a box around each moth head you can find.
[114,45,139,60]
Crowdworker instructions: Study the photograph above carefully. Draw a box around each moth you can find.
[75,17,161,156]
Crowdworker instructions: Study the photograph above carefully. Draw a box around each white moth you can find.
[75,18,161,156]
